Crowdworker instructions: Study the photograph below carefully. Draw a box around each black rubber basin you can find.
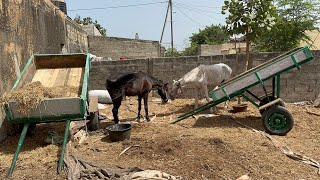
[106,124,132,142]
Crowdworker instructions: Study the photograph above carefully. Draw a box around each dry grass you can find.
[0,97,319,179]
[0,81,79,114]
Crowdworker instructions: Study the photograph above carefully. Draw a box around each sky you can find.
[66,0,227,51]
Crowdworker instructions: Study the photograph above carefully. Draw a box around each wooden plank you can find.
[53,68,69,87]
[35,54,86,69]
[258,98,283,110]
[47,69,60,87]
[31,69,55,87]
[9,98,81,120]
[67,68,83,97]
[31,69,46,83]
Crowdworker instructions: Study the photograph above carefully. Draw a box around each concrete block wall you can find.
[65,18,88,53]
[90,50,320,103]
[88,36,161,60]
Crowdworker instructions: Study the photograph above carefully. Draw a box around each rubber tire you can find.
[259,96,285,114]
[262,105,294,136]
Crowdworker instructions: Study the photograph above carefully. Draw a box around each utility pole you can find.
[160,1,170,44]
[169,0,174,56]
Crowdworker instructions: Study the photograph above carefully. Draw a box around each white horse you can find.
[169,63,232,111]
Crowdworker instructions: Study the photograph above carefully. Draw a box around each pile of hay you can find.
[0,81,79,114]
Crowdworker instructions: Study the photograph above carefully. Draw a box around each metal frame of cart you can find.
[3,53,91,177]
[172,47,315,135]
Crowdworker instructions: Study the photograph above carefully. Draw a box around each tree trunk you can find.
[245,34,252,70]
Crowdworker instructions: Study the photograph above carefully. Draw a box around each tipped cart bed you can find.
[172,47,315,136]
[4,53,91,177]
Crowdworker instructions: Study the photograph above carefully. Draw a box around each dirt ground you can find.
[1,97,320,180]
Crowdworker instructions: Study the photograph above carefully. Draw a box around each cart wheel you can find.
[262,105,294,136]
[259,96,285,114]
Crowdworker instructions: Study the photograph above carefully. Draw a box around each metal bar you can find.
[255,72,270,102]
[241,94,259,108]
[276,75,281,98]
[245,90,261,101]
[272,77,276,98]
[173,102,216,124]
[291,55,301,70]
[58,119,71,174]
[221,88,230,100]
[211,91,219,101]
[12,55,34,91]
[8,123,30,177]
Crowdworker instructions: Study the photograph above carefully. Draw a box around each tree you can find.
[222,0,277,69]
[73,15,107,36]
[181,24,229,56]
[165,48,181,57]
[254,0,320,52]
[190,24,230,45]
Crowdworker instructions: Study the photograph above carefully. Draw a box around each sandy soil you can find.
[1,97,320,179]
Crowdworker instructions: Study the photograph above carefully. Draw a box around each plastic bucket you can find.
[106,124,132,142]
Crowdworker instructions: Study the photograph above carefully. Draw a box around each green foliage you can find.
[189,24,230,45]
[253,19,301,52]
[222,0,277,40]
[73,15,107,36]
[254,0,320,52]
[181,44,198,56]
[222,0,277,69]
[165,48,181,57]
[180,25,229,56]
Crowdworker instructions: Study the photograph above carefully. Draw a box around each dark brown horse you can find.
[106,72,169,124]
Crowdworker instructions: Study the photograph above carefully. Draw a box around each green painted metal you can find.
[290,55,301,70]
[5,53,90,124]
[276,75,281,98]
[210,46,313,100]
[173,97,227,124]
[267,112,287,130]
[241,94,259,108]
[8,123,30,177]
[175,46,314,123]
[254,72,269,101]
[4,104,13,121]
[12,55,34,91]
[211,91,219,101]
[222,88,230,100]
[58,119,71,174]
[4,53,91,176]
[7,113,84,124]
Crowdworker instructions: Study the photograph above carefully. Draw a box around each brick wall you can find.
[90,51,320,102]
[88,36,161,60]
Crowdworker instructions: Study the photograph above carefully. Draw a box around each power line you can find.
[175,6,202,26]
[68,1,167,11]
[174,4,223,15]
[174,2,221,9]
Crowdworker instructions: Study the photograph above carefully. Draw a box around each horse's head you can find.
[156,81,169,103]
[169,79,182,100]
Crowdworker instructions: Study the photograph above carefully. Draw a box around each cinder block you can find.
[294,86,312,92]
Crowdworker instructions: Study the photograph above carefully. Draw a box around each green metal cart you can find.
[172,47,315,135]
[3,53,91,177]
